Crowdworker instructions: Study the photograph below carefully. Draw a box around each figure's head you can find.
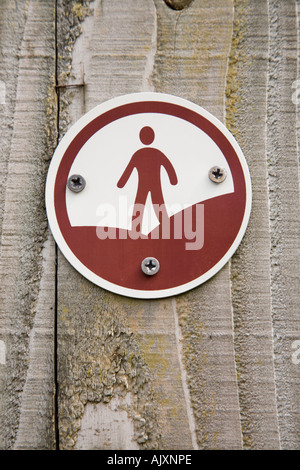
[139,126,155,145]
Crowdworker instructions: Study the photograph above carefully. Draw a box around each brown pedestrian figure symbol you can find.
[117,126,178,231]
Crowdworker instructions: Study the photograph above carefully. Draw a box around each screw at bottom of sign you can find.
[141,257,160,276]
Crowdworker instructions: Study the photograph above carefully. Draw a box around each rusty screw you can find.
[141,257,160,276]
[208,166,227,184]
[67,174,86,193]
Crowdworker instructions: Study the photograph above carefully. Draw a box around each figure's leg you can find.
[131,188,148,236]
[151,186,168,221]
[151,187,170,239]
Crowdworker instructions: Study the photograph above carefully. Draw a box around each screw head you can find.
[67,174,86,193]
[208,166,227,183]
[141,257,160,276]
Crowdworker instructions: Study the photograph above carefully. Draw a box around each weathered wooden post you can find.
[0,0,299,451]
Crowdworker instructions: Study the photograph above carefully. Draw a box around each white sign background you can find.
[66,113,234,235]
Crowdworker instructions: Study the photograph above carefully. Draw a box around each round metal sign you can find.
[45,92,252,299]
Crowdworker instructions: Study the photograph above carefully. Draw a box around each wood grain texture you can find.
[267,0,300,450]
[0,0,57,449]
[226,0,280,449]
[0,0,299,450]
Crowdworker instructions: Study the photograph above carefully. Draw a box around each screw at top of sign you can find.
[67,174,86,192]
[208,166,227,183]
[141,257,160,276]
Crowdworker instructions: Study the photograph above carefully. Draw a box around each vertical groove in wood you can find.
[152,0,243,450]
[172,299,198,450]
[0,1,28,238]
[226,0,280,449]
[267,0,300,449]
[0,5,29,446]
[0,0,57,449]
[14,236,56,449]
[121,299,195,450]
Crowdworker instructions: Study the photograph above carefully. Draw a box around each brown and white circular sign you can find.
[45,92,252,298]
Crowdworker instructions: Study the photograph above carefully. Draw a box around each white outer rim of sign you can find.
[45,92,252,299]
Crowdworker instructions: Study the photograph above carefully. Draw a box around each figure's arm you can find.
[117,156,136,188]
[162,154,178,185]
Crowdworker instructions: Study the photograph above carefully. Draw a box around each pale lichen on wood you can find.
[57,281,160,449]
